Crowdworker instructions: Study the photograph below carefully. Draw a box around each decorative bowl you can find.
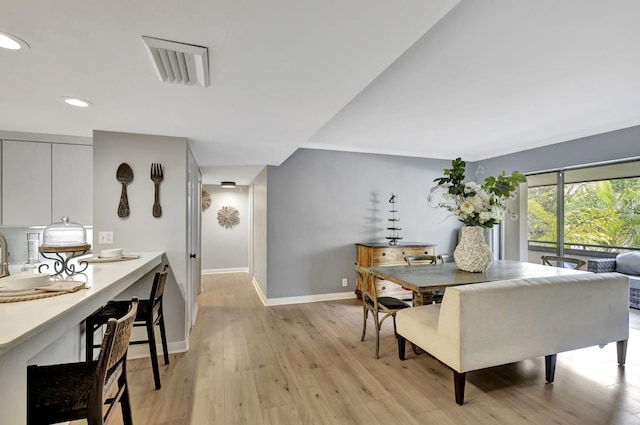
[100,248,123,259]
[1,273,51,290]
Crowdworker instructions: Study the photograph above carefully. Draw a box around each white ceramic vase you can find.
[453,226,493,272]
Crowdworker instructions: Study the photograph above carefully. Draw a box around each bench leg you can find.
[397,334,406,360]
[453,371,466,405]
[617,339,628,366]
[545,354,557,383]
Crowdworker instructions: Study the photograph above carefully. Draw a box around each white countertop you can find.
[0,251,164,356]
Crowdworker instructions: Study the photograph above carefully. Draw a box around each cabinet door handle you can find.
[190,253,197,259]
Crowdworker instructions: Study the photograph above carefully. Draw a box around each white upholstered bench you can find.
[395,272,629,404]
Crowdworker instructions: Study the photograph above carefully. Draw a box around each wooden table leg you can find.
[413,291,435,306]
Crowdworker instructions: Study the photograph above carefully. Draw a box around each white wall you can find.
[92,130,189,353]
[201,184,249,272]
[251,168,268,297]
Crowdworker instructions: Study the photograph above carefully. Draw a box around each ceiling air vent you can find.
[142,36,210,87]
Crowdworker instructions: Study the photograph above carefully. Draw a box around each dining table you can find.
[371,259,585,306]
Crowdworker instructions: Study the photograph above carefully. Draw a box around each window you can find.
[527,161,640,255]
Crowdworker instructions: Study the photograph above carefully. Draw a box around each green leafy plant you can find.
[430,158,526,228]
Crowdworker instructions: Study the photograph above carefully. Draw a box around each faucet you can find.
[0,233,9,278]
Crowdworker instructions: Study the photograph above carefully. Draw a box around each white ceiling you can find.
[2,1,640,185]
[308,0,640,161]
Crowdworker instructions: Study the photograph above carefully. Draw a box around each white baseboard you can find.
[252,277,267,305]
[191,304,198,328]
[202,267,249,274]
[126,340,187,360]
[250,277,357,306]
[264,291,357,306]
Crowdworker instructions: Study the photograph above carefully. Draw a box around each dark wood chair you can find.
[355,263,410,359]
[86,265,169,389]
[541,255,586,270]
[28,298,139,425]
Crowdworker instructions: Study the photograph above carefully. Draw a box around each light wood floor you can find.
[83,273,640,424]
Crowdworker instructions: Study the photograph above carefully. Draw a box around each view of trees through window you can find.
[528,177,640,253]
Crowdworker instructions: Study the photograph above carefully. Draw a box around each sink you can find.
[0,272,51,290]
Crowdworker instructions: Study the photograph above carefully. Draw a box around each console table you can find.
[356,242,436,299]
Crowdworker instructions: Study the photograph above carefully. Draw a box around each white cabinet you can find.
[2,140,51,225]
[1,140,92,226]
[52,144,92,225]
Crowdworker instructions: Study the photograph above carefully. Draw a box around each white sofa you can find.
[395,272,630,405]
[588,253,640,308]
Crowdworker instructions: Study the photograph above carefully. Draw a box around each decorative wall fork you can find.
[151,163,164,218]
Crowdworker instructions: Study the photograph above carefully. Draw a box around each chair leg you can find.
[373,312,380,359]
[360,307,368,342]
[85,319,96,362]
[119,376,134,425]
[146,320,162,390]
[158,313,170,365]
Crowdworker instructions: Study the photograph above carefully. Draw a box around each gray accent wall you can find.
[92,130,189,350]
[476,124,640,262]
[263,148,461,299]
[477,125,640,177]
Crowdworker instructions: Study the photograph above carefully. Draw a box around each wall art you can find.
[202,190,212,212]
[217,205,239,228]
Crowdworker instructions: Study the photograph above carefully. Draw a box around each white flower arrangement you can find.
[429,158,526,229]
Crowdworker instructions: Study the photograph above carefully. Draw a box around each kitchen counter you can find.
[0,251,164,425]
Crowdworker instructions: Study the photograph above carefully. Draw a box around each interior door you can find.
[186,147,201,332]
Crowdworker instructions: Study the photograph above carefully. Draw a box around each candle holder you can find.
[386,193,402,246]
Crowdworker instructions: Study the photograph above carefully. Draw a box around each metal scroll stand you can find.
[38,244,91,277]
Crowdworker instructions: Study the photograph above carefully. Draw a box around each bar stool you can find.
[86,265,169,390]
[28,298,138,425]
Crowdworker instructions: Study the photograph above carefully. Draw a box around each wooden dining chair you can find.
[404,254,438,265]
[28,298,139,425]
[86,265,169,389]
[355,263,410,359]
[541,255,586,270]
[437,253,455,264]
[405,254,443,303]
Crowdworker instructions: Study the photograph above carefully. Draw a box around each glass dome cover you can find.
[42,216,87,247]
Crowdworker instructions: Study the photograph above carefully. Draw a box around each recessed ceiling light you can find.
[61,97,93,108]
[0,32,29,50]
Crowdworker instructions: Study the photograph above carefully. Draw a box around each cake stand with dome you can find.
[38,217,91,277]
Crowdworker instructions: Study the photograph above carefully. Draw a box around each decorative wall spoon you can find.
[116,163,134,217]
